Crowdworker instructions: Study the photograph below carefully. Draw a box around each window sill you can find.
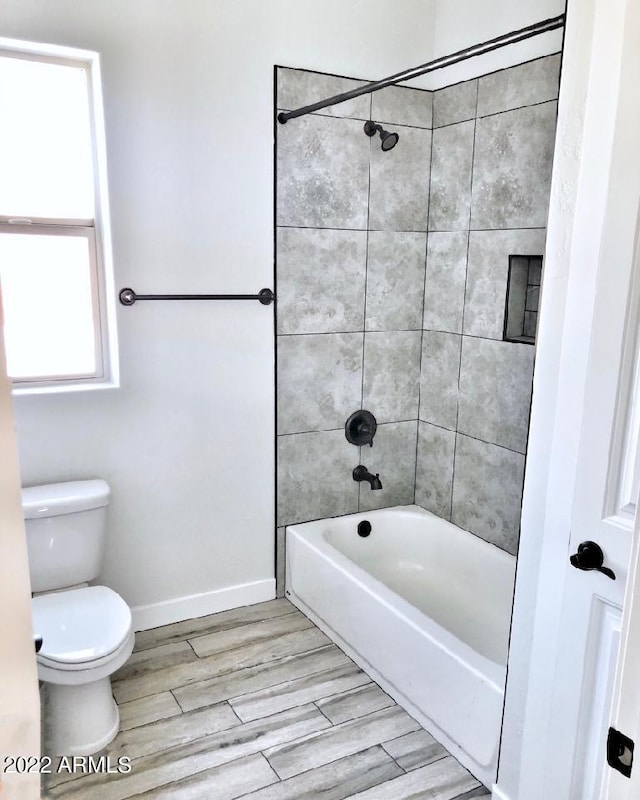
[12,378,120,397]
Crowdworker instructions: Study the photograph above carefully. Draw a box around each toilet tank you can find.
[22,480,111,593]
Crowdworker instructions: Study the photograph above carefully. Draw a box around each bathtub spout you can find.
[353,465,383,490]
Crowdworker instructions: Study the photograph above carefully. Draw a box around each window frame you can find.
[0,223,104,383]
[0,38,119,394]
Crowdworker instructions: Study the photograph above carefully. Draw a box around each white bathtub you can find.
[285,504,516,787]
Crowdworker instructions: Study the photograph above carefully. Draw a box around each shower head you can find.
[364,120,399,151]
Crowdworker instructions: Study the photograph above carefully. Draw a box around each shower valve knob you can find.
[345,410,378,447]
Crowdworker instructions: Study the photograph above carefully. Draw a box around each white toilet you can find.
[22,479,134,756]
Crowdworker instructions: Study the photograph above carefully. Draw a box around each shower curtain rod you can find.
[277,14,565,124]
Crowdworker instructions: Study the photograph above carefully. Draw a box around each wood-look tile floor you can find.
[43,599,490,800]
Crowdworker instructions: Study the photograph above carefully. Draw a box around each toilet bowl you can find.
[23,480,134,756]
[33,586,134,755]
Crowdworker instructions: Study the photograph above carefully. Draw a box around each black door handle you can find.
[570,540,616,580]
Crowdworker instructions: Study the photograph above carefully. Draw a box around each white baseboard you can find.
[131,578,275,631]
[492,785,512,800]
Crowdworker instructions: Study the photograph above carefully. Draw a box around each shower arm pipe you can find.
[277,14,565,124]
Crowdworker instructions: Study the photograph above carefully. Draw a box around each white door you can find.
[605,492,640,799]
[0,289,41,799]
[496,0,640,798]
[523,0,640,797]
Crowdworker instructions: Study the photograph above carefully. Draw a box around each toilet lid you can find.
[32,586,132,665]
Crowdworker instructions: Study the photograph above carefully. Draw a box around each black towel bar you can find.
[119,288,275,306]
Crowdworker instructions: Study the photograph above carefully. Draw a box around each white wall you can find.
[420,0,566,88]
[0,0,436,627]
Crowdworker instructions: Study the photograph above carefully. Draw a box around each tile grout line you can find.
[431,95,559,130]
[255,752,285,786]
[420,421,526,454]
[276,223,548,233]
[457,79,479,416]
[226,700,244,727]
[379,743,450,774]
[376,746,408,776]
[186,639,199,658]
[223,663,366,710]
[276,327,533,344]
[278,328,423,337]
[358,90,374,514]
[170,687,186,713]
[414,106,435,508]
[312,699,334,726]
[450,79,480,522]
[277,420,419,442]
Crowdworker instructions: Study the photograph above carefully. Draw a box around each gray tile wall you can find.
[415,54,561,555]
[276,68,432,576]
[276,55,560,578]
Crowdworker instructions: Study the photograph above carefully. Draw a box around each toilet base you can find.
[45,677,120,756]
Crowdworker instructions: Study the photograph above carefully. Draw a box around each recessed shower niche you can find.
[504,254,543,344]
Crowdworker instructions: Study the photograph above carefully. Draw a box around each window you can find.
[0,41,118,392]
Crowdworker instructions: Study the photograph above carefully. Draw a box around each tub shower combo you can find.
[286,506,514,787]
[276,16,563,789]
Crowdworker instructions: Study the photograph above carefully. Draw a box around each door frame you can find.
[496,0,639,797]
[0,289,41,799]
